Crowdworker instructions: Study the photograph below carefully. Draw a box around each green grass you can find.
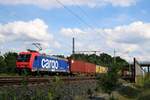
[137,89,150,100]
[117,85,140,99]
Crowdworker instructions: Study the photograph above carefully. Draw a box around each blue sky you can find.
[0,0,150,62]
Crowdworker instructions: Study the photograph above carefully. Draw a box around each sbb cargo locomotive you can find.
[16,50,108,75]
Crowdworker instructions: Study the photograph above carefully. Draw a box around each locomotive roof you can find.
[39,54,68,61]
[18,50,68,61]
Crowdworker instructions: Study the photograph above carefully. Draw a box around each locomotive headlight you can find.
[71,60,74,63]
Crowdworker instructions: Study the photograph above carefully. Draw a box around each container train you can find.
[16,50,108,75]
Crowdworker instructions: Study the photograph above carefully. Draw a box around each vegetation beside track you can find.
[95,73,150,100]
[0,52,17,74]
[0,75,149,100]
[0,76,97,100]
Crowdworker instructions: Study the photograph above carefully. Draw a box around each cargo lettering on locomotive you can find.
[41,58,59,70]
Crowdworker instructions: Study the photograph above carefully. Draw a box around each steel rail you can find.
[0,76,96,86]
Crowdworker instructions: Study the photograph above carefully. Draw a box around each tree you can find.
[99,53,113,66]
[97,63,119,98]
[115,56,129,69]
[4,52,18,73]
[53,55,65,58]
[0,55,6,73]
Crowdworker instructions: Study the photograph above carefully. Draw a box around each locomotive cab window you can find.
[17,54,31,62]
[34,56,37,60]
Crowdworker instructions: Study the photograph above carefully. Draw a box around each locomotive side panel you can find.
[32,56,70,73]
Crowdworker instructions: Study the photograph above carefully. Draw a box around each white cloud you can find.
[102,21,150,44]
[60,21,150,61]
[0,18,60,53]
[108,0,136,7]
[60,28,88,37]
[0,0,137,9]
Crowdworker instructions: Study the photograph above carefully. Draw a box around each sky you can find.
[0,0,150,62]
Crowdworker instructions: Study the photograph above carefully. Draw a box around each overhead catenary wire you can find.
[71,0,96,25]
[55,0,95,29]
[70,0,106,39]
[55,0,106,39]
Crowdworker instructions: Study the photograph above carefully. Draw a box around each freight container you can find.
[32,56,70,73]
[70,60,85,73]
[96,65,108,73]
[70,60,96,74]
[85,62,96,73]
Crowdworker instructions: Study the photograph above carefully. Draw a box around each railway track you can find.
[0,76,96,86]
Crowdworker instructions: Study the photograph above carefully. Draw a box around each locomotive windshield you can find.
[17,54,31,62]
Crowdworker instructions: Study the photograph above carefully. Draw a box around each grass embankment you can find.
[0,73,19,76]
[0,76,97,100]
[0,73,149,100]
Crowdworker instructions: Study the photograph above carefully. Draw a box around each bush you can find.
[143,79,150,89]
[137,89,150,100]
[135,76,144,86]
[117,85,140,98]
[97,63,119,95]
[0,52,17,74]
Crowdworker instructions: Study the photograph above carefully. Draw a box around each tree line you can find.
[70,53,129,69]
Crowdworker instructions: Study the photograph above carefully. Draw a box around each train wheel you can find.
[21,69,31,76]
[16,68,21,75]
[31,72,36,76]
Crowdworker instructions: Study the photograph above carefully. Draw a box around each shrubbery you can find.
[0,52,17,74]
[0,76,97,100]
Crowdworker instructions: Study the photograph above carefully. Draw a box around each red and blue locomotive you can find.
[16,50,69,75]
